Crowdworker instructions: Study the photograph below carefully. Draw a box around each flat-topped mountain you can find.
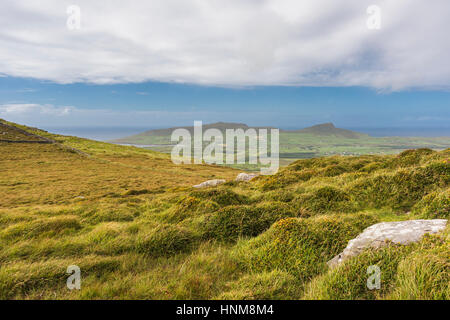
[113,122,366,143]
[112,122,276,144]
[127,122,274,136]
[287,122,367,139]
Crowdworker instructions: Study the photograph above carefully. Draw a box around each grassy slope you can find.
[111,126,450,170]
[0,120,448,299]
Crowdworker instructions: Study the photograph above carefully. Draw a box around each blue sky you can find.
[0,1,449,135]
[1,76,449,131]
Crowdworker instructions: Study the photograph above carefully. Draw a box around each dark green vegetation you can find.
[0,119,449,299]
[112,122,450,169]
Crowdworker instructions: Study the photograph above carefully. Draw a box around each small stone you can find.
[193,179,226,188]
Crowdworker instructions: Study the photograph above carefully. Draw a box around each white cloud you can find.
[0,103,299,128]
[1,102,447,129]
[0,0,449,89]
[0,103,72,116]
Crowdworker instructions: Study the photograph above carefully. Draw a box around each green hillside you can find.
[287,122,367,138]
[0,120,448,299]
[111,123,450,169]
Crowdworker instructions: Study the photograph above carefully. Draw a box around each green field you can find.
[0,119,449,300]
[112,123,450,170]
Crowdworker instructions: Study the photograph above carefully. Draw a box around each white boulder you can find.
[193,179,226,188]
[328,219,448,268]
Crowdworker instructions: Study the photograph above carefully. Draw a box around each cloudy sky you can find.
[0,0,449,135]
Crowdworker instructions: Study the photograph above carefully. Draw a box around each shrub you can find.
[135,224,197,257]
[82,209,136,224]
[303,245,414,300]
[203,202,297,242]
[164,196,219,222]
[234,214,378,283]
[348,162,449,210]
[412,189,449,219]
[216,270,301,300]
[290,157,339,171]
[322,165,349,177]
[387,238,449,300]
[257,170,315,191]
[304,229,449,300]
[189,188,248,206]
[390,148,435,168]
[359,161,385,173]
[265,189,295,203]
[294,186,353,214]
[0,255,121,299]
[1,216,81,241]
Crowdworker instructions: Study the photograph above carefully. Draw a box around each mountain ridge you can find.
[112,122,367,142]
[285,122,368,139]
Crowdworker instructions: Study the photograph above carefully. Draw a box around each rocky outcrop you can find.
[328,219,448,268]
[235,173,259,182]
[193,179,226,188]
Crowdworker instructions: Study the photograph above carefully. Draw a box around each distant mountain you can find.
[288,123,368,139]
[132,122,275,136]
[112,122,276,143]
[112,122,368,143]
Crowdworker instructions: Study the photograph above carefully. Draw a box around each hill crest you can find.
[113,121,367,142]
[288,122,367,139]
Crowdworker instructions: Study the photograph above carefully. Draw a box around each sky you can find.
[0,0,449,135]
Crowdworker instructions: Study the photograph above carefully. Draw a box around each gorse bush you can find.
[203,202,297,242]
[135,224,198,257]
[303,227,449,300]
[216,270,301,300]
[1,216,82,242]
[387,236,449,300]
[164,196,220,222]
[389,148,435,168]
[347,162,449,211]
[322,164,350,177]
[256,170,315,191]
[293,186,354,215]
[412,189,449,219]
[234,214,378,283]
[160,188,249,223]
[0,255,121,299]
[265,189,295,203]
[303,245,415,300]
[189,188,248,206]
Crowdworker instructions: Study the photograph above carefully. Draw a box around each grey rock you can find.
[193,179,226,188]
[235,173,259,182]
[328,219,448,268]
